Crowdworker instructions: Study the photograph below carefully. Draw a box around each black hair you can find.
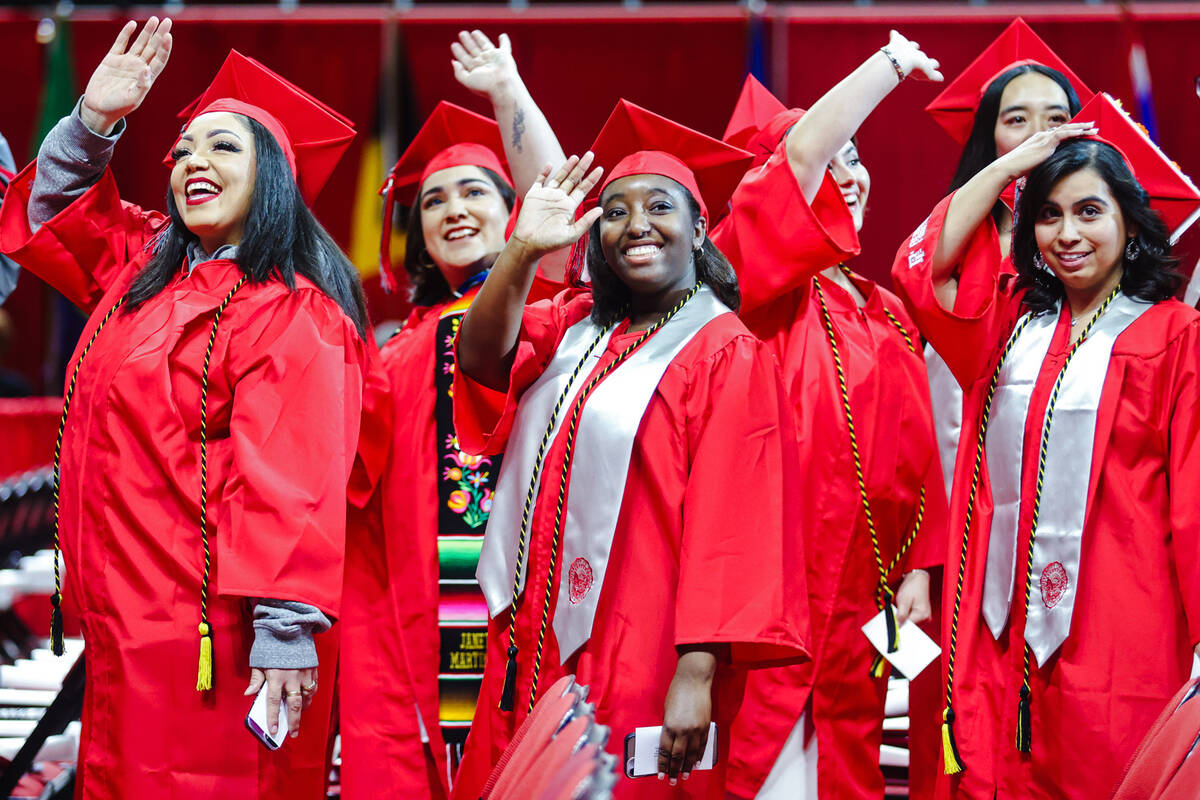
[1011,138,1181,314]
[403,166,516,307]
[126,115,368,337]
[586,184,739,327]
[948,64,1083,226]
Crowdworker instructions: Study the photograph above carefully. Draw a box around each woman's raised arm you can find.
[786,30,941,202]
[457,154,601,390]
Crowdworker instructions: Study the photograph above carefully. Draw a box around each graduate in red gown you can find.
[892,93,1200,800]
[449,102,810,800]
[908,21,1092,796]
[711,33,948,800]
[0,20,368,798]
[339,31,570,799]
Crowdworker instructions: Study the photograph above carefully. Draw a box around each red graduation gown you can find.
[339,275,562,799]
[892,194,1200,800]
[1111,678,1200,800]
[0,165,366,798]
[711,149,947,800]
[449,289,809,800]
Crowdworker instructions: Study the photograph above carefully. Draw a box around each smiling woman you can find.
[449,101,811,800]
[891,93,1200,799]
[337,31,574,798]
[0,20,368,799]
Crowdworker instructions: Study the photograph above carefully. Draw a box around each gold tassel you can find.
[869,653,888,678]
[942,707,966,774]
[196,622,213,691]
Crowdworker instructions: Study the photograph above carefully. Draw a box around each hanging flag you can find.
[31,14,77,158]
[1121,4,1159,142]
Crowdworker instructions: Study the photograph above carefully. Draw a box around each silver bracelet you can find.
[880,46,906,82]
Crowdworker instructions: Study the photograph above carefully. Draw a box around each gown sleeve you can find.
[711,144,860,313]
[0,164,164,313]
[673,332,811,666]
[890,192,1022,388]
[452,288,586,456]
[216,289,367,618]
[347,338,394,510]
[1167,318,1200,648]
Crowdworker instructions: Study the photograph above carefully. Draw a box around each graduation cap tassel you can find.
[49,594,64,657]
[1015,685,1032,753]
[941,707,966,774]
[196,623,214,691]
[499,644,519,712]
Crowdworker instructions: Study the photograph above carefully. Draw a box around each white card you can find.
[860,606,942,680]
[628,721,717,778]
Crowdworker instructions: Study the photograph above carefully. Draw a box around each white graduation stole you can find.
[981,293,1151,664]
[477,286,730,659]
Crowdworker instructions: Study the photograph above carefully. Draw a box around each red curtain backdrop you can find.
[1,3,1198,402]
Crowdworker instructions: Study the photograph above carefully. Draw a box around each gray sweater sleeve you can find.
[0,131,18,305]
[249,600,332,670]
[28,98,125,232]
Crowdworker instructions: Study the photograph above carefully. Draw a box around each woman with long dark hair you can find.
[450,102,809,799]
[909,21,1093,794]
[0,20,367,797]
[338,31,571,799]
[892,94,1200,799]
[711,33,948,800]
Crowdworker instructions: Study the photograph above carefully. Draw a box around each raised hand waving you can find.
[509,153,604,258]
[81,17,173,136]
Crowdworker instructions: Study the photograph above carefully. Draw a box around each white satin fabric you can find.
[981,294,1151,664]
[477,286,729,659]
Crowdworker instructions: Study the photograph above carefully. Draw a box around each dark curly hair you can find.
[586,185,739,327]
[403,166,515,307]
[126,115,368,337]
[1011,138,1181,314]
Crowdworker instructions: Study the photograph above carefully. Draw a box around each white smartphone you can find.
[623,722,717,778]
[245,684,289,750]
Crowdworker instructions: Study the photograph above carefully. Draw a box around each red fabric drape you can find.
[2,5,1199,387]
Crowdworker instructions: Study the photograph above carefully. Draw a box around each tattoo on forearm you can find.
[512,108,526,152]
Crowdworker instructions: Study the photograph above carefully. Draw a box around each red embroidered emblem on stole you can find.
[568,558,593,604]
[1040,561,1069,609]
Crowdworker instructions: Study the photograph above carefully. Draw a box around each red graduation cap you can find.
[723,75,788,150]
[1075,93,1200,238]
[722,75,806,169]
[589,99,753,222]
[376,102,513,291]
[926,18,1094,144]
[172,50,356,206]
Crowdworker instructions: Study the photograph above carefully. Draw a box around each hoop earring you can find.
[417,249,437,271]
[1124,238,1140,262]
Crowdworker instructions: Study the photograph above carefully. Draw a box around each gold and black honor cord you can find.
[50,276,248,692]
[498,282,702,714]
[940,286,1119,774]
[813,269,927,679]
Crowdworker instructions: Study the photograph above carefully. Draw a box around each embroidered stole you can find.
[981,294,1151,663]
[477,286,729,659]
[434,289,496,742]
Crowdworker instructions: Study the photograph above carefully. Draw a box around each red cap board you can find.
[925,18,1094,144]
[589,99,753,222]
[723,74,788,151]
[1074,93,1200,239]
[376,102,514,292]
[722,75,807,170]
[171,50,355,205]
